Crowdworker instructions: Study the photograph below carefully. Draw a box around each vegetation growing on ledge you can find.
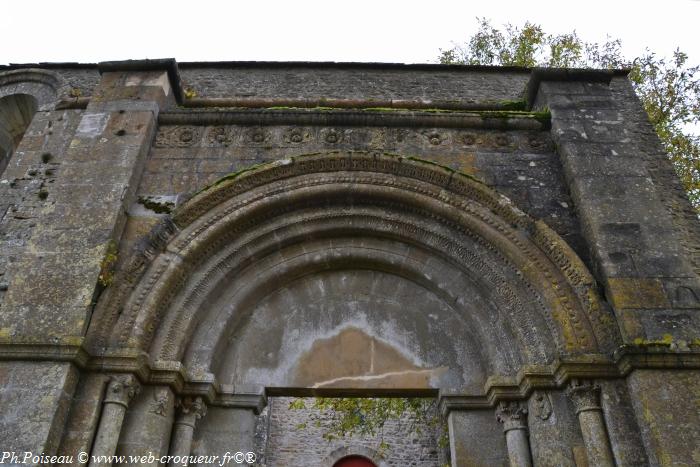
[210,161,271,187]
[288,397,447,455]
[256,105,550,123]
[138,196,174,214]
[631,334,700,349]
[498,99,528,111]
[191,152,486,201]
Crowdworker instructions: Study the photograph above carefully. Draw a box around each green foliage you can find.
[288,397,443,454]
[629,51,700,205]
[440,18,700,209]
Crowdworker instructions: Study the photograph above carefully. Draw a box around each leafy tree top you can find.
[440,18,700,209]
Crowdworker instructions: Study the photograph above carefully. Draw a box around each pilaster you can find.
[531,69,700,343]
[0,60,176,458]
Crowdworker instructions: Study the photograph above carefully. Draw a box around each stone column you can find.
[168,397,207,466]
[567,379,615,467]
[495,401,533,467]
[89,375,140,467]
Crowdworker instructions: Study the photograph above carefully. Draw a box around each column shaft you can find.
[89,376,139,467]
[496,401,533,467]
[567,380,615,467]
[168,397,207,467]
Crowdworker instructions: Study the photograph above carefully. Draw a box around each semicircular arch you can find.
[89,151,618,391]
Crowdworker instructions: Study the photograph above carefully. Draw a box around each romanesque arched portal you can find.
[82,151,619,466]
[4,61,696,467]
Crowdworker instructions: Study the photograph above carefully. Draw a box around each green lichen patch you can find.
[98,240,118,287]
[183,87,197,99]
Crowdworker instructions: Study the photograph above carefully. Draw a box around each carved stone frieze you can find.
[205,126,234,147]
[155,126,202,147]
[152,124,553,153]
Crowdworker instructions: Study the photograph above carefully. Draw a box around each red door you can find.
[333,455,377,467]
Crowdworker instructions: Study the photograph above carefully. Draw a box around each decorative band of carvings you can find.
[0,341,696,412]
[158,109,548,131]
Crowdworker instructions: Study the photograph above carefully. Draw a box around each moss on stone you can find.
[98,240,118,287]
[497,99,528,111]
[138,196,174,214]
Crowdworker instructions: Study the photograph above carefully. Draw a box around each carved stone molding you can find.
[158,109,547,131]
[0,68,66,110]
[566,379,601,414]
[496,401,529,432]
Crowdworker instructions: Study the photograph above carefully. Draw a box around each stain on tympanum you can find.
[292,327,446,389]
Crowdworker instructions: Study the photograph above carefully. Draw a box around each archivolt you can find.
[0,68,65,110]
[88,152,618,375]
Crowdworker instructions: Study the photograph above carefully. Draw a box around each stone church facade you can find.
[0,59,698,466]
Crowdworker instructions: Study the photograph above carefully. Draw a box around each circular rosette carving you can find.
[246,127,271,145]
[206,126,234,147]
[320,128,344,145]
[155,126,202,148]
[283,127,310,145]
[459,131,484,147]
[422,130,447,146]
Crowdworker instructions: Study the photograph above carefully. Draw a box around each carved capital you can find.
[566,379,601,414]
[176,396,207,423]
[496,401,528,432]
[104,375,140,408]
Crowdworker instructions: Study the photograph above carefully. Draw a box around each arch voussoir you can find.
[90,151,618,393]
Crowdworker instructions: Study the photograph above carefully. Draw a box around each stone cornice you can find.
[44,59,628,114]
[98,58,183,103]
[158,108,548,130]
[0,340,695,414]
[525,67,629,109]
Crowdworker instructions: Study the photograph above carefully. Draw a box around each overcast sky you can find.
[3,0,699,65]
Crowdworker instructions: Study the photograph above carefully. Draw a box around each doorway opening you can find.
[333,455,377,467]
